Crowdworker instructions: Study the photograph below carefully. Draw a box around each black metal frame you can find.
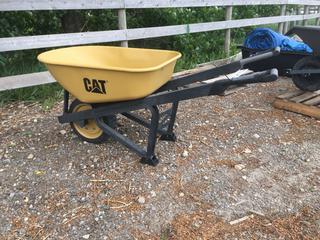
[240,26,320,78]
[286,26,320,56]
[58,48,280,166]
[286,26,320,77]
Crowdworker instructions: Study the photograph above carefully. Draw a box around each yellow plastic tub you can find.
[38,46,181,103]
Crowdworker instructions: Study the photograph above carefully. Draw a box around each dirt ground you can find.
[1,78,320,240]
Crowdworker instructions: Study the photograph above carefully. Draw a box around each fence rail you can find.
[0,0,320,91]
[1,0,320,11]
[1,13,319,53]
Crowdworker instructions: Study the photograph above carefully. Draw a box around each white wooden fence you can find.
[0,0,320,91]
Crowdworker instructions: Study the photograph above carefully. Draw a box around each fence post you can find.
[284,9,290,33]
[317,6,320,26]
[224,6,233,57]
[278,5,287,34]
[302,5,310,26]
[289,8,295,30]
[118,9,128,47]
[295,6,300,26]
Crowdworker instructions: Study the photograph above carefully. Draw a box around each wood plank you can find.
[198,52,242,68]
[290,91,320,103]
[223,86,248,96]
[304,96,320,106]
[1,13,319,52]
[277,89,304,99]
[273,99,320,119]
[127,0,273,8]
[0,72,55,91]
[0,30,126,52]
[173,52,242,78]
[0,0,124,11]
[1,0,320,11]
[126,0,320,8]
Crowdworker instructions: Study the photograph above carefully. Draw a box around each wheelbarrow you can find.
[38,46,279,166]
[239,26,320,91]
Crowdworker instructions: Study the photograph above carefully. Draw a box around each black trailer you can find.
[240,26,320,91]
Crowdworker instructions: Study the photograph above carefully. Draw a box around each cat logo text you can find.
[83,78,107,95]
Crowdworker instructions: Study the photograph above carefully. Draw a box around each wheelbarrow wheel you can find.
[69,99,116,144]
[292,56,320,91]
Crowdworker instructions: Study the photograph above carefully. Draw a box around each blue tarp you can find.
[244,28,313,53]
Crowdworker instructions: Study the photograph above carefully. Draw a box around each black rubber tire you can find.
[292,56,320,91]
[69,99,117,144]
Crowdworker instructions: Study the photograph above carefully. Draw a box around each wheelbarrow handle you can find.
[240,47,281,66]
[228,68,278,85]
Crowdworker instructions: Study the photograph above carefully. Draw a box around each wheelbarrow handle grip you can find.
[229,68,278,85]
[240,47,281,66]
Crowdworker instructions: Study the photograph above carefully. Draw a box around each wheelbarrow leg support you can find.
[63,90,70,113]
[97,106,160,166]
[140,106,160,166]
[160,102,179,142]
[160,133,177,142]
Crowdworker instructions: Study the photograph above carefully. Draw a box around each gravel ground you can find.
[0,78,319,239]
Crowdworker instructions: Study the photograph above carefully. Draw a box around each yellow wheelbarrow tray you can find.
[38,46,182,103]
[39,47,280,166]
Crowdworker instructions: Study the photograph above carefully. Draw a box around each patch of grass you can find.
[0,50,45,77]
[0,50,64,109]
[0,83,63,109]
